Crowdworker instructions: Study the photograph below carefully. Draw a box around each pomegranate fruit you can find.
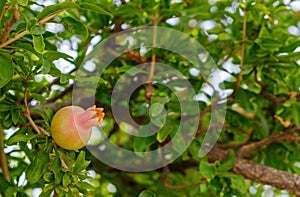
[51,105,104,150]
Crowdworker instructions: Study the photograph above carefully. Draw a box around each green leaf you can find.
[139,190,156,197]
[0,1,6,15]
[30,25,46,35]
[156,118,176,143]
[32,35,45,54]
[60,73,69,84]
[206,26,222,34]
[280,40,300,53]
[43,172,54,182]
[292,103,300,125]
[31,108,53,124]
[218,172,246,193]
[17,0,28,6]
[26,151,50,183]
[256,111,269,138]
[0,54,14,89]
[0,174,14,193]
[6,133,35,145]
[40,185,54,197]
[230,174,246,194]
[12,109,20,125]
[133,136,155,156]
[253,3,270,15]
[200,183,208,193]
[218,151,235,172]
[49,153,63,185]
[62,173,71,187]
[258,26,270,38]
[218,33,232,40]
[171,130,188,154]
[61,17,88,41]
[150,103,164,117]
[236,88,255,113]
[0,104,12,112]
[76,181,95,190]
[30,93,47,105]
[151,111,167,127]
[11,41,42,59]
[26,18,38,32]
[43,51,73,62]
[42,59,51,74]
[112,5,142,17]
[72,151,91,173]
[79,2,113,17]
[255,38,282,51]
[37,2,81,21]
[199,160,216,179]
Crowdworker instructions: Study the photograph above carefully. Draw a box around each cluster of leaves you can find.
[0,0,299,196]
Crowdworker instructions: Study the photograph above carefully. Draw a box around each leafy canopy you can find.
[0,0,300,196]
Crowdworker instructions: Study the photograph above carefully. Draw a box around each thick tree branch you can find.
[207,147,300,195]
[233,158,300,196]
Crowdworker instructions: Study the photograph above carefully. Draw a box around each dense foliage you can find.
[0,0,300,196]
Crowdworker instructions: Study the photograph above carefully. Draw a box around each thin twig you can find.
[196,105,212,135]
[219,49,237,66]
[236,9,247,89]
[37,126,50,136]
[0,0,77,49]
[237,125,300,157]
[0,30,27,48]
[145,10,158,101]
[57,150,68,168]
[148,10,158,82]
[0,127,9,181]
[217,128,254,149]
[46,84,74,103]
[36,0,77,27]
[0,4,21,43]
[23,89,42,134]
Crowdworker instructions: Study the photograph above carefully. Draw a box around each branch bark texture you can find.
[208,147,300,196]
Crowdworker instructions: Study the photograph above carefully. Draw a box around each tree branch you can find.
[32,94,300,195]
[236,8,247,90]
[145,10,158,101]
[0,127,9,182]
[46,84,74,103]
[0,0,77,49]
[207,147,300,195]
[237,126,300,157]
[23,89,48,135]
[233,158,300,196]
[0,4,21,43]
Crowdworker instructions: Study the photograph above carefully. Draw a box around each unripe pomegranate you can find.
[51,105,104,150]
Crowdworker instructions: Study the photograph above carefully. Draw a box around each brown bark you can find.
[208,147,300,196]
[233,158,300,196]
[0,127,9,181]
